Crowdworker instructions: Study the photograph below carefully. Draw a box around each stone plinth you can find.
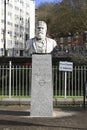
[30,54,53,117]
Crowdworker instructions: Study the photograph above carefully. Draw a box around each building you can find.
[0,0,35,56]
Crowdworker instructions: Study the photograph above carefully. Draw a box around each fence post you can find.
[9,61,12,98]
[83,81,87,109]
[65,71,67,99]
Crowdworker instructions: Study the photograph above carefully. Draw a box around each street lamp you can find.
[4,0,9,56]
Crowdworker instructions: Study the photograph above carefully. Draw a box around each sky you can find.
[35,0,63,7]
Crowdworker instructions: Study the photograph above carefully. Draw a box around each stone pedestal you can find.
[30,54,53,117]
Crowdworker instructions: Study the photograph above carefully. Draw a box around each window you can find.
[20,0,24,6]
[7,22,12,26]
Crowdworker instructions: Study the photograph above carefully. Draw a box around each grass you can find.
[0,96,30,98]
[54,96,83,99]
[0,95,83,99]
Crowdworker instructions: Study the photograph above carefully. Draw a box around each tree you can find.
[36,0,87,38]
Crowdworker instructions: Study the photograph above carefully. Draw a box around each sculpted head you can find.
[35,21,47,40]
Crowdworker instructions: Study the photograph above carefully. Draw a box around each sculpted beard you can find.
[36,31,46,40]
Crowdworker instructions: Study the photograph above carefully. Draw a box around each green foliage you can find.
[36,0,87,38]
[71,53,87,64]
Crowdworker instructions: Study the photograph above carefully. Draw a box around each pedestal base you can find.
[30,54,53,117]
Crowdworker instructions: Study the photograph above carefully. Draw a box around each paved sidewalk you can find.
[0,105,87,130]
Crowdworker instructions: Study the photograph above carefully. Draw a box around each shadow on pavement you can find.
[0,110,30,116]
[0,107,87,130]
[0,119,86,130]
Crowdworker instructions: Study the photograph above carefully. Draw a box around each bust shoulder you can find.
[27,38,35,42]
[46,37,57,45]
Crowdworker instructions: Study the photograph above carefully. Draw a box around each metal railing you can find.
[0,61,87,98]
[0,61,31,98]
[53,65,87,97]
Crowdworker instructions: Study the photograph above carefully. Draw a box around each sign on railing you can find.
[59,61,73,72]
[59,61,73,98]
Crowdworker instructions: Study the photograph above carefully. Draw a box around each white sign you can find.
[59,61,73,72]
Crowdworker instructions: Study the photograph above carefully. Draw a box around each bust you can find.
[25,21,57,56]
